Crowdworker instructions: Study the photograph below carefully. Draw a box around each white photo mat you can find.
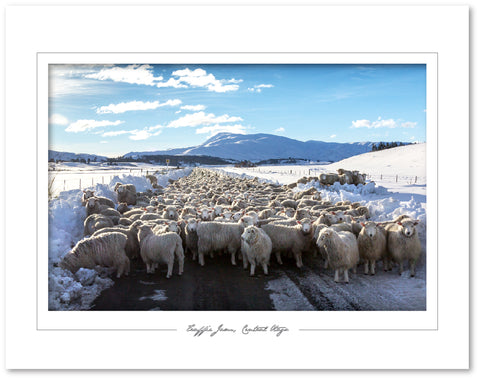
[6,5,469,370]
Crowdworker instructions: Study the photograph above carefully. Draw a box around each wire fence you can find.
[48,167,172,193]
[233,166,425,184]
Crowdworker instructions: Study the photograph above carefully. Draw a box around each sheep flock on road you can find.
[60,168,425,283]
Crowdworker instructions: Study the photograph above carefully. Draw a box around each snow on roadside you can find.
[48,168,192,311]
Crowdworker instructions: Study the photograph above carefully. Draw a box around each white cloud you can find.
[96,99,182,114]
[330,134,337,138]
[275,127,285,133]
[100,141,108,144]
[181,104,206,111]
[169,68,240,92]
[248,83,274,93]
[156,77,188,89]
[49,113,69,125]
[65,119,124,133]
[195,124,247,136]
[351,117,417,129]
[167,111,243,129]
[102,130,131,137]
[400,121,417,128]
[85,64,163,86]
[129,130,152,141]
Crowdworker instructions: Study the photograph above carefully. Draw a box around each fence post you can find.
[396,175,398,183]
[415,176,417,184]
[79,178,82,189]
[64,179,66,191]
[102,176,104,184]
[380,174,382,180]
[92,178,94,187]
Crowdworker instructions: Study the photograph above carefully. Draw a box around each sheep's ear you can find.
[240,217,244,222]
[397,222,403,226]
[221,214,224,217]
[360,222,365,227]
[414,220,419,225]
[296,220,301,224]
[331,211,336,215]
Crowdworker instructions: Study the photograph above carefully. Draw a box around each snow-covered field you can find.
[48,143,427,311]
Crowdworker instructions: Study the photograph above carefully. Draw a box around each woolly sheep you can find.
[84,214,114,236]
[196,220,245,266]
[115,183,137,205]
[185,218,199,260]
[261,218,313,268]
[316,228,359,283]
[137,224,184,278]
[92,220,142,259]
[60,232,130,278]
[357,222,387,275]
[385,219,422,276]
[198,207,214,221]
[241,225,272,276]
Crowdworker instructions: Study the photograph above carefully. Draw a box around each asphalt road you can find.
[91,252,426,311]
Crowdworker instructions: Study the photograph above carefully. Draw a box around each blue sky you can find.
[49,64,426,157]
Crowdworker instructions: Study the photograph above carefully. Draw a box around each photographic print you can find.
[48,63,427,312]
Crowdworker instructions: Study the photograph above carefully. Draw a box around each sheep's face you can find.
[284,208,295,218]
[335,211,346,223]
[295,209,311,220]
[242,226,259,244]
[83,190,94,198]
[399,221,417,237]
[317,229,332,245]
[232,211,243,221]
[165,221,180,234]
[223,211,233,220]
[87,198,96,208]
[186,219,198,232]
[117,186,126,194]
[199,208,212,221]
[362,222,377,238]
[239,216,254,228]
[298,218,312,234]
[213,206,223,217]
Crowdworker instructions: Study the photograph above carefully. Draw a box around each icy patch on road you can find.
[266,273,315,311]
[139,290,168,302]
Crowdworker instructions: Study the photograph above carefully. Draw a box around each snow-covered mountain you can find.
[48,150,108,162]
[124,132,377,162]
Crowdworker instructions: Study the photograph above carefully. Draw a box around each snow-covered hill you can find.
[49,150,108,162]
[124,132,380,162]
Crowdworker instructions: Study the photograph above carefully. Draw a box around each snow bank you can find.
[48,168,192,310]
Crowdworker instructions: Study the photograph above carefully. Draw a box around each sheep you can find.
[357,222,388,275]
[196,220,245,266]
[117,202,130,214]
[261,218,313,268]
[319,173,340,186]
[316,228,359,283]
[137,224,184,278]
[281,199,297,209]
[59,232,130,278]
[122,208,145,218]
[185,218,199,260]
[385,219,422,277]
[84,214,114,236]
[92,220,142,259]
[162,206,180,221]
[81,189,95,206]
[241,226,272,276]
[85,197,108,217]
[98,207,121,224]
[115,183,137,205]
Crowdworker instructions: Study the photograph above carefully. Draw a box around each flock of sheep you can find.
[59,168,423,284]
